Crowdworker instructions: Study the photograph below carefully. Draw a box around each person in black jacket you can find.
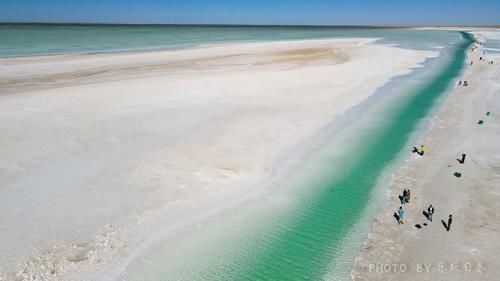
[427,204,434,222]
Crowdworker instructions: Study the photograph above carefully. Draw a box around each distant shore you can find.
[0,24,457,58]
[2,27,498,281]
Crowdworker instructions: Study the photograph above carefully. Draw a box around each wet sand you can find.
[353,31,500,281]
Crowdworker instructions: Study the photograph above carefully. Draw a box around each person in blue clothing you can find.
[398,206,405,224]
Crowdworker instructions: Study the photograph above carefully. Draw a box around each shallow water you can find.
[233,33,472,281]
[484,40,500,54]
[0,24,459,57]
[120,32,473,281]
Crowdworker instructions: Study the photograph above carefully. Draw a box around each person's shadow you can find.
[412,147,424,156]
[394,212,401,224]
[423,210,430,220]
[441,220,450,231]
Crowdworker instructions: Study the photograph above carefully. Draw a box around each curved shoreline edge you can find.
[125,31,474,281]
[352,30,500,281]
[0,36,436,281]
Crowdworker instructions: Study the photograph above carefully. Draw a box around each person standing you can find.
[460,153,466,164]
[406,189,411,203]
[398,206,405,224]
[427,204,434,222]
[447,214,453,231]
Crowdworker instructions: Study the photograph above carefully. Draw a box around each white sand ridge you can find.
[0,38,435,281]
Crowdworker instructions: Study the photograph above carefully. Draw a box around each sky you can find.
[1,0,500,26]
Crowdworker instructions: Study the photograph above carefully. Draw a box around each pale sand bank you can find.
[0,39,352,94]
[0,39,434,280]
[353,32,500,281]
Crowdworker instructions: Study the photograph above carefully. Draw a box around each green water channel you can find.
[123,32,473,281]
[226,31,474,281]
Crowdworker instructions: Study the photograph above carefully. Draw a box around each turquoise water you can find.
[0,24,460,57]
[121,32,473,281]
[229,32,473,281]
[484,38,500,53]
[0,23,473,280]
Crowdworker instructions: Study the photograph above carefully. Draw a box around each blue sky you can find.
[1,0,500,25]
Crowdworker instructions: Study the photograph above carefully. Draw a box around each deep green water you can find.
[228,32,473,281]
[0,24,474,280]
[121,32,473,281]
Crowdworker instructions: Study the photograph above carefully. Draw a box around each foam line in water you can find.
[121,32,473,281]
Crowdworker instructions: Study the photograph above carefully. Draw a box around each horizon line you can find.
[1,22,500,28]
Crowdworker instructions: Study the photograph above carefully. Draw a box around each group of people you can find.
[396,189,411,224]
[423,205,452,232]
[394,40,491,232]
[395,180,452,230]
[397,201,451,231]
[398,142,462,230]
[399,189,411,204]
[475,47,495,65]
[479,55,494,65]
[481,50,495,65]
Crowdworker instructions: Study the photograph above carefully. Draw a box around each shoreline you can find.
[0,37,372,95]
[0,37,434,281]
[113,33,468,281]
[0,37,370,60]
[352,31,500,280]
